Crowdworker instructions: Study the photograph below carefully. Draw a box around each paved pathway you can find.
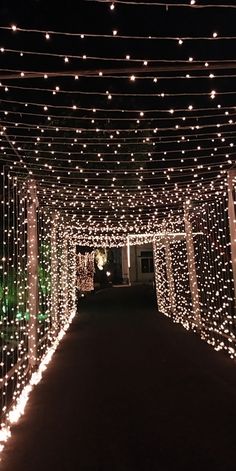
[1,286,236,470]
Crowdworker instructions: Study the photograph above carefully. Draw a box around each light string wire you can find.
[2,24,236,39]
[2,83,236,99]
[85,0,236,9]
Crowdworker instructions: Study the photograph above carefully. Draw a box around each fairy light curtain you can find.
[0,169,77,439]
[77,252,95,292]
[0,172,29,421]
[191,198,235,357]
[153,193,236,358]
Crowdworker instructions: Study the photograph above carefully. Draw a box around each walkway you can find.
[2,286,236,471]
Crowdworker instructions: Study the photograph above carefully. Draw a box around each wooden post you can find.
[227,169,236,303]
[165,239,177,317]
[51,212,59,335]
[27,179,39,369]
[184,202,201,331]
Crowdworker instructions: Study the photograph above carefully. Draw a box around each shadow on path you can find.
[1,285,236,471]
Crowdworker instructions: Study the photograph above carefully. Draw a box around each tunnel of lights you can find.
[0,0,235,452]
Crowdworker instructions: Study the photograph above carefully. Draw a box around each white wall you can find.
[129,243,154,284]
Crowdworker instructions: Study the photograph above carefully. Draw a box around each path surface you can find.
[1,285,236,471]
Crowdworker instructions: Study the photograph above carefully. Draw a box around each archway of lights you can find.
[0,0,235,453]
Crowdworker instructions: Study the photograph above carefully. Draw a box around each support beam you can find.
[27,179,39,370]
[165,240,177,317]
[184,202,202,331]
[227,169,236,304]
[127,236,131,270]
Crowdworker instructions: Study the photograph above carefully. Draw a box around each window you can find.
[141,251,154,273]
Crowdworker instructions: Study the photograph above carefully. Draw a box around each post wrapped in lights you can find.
[184,201,201,331]
[227,169,236,303]
[27,179,39,370]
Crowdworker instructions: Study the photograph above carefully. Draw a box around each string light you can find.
[0,0,235,452]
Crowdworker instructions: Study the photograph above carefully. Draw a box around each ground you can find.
[1,285,236,471]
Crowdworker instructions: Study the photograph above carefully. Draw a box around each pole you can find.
[227,169,236,304]
[27,179,39,369]
[122,241,130,285]
[184,202,201,331]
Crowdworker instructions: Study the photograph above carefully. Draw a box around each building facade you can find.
[122,243,154,285]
